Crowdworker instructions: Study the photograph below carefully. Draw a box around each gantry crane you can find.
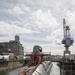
[62,19,74,56]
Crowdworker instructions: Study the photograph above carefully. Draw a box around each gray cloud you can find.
[0,0,75,55]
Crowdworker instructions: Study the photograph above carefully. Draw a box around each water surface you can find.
[0,67,22,75]
[0,62,60,75]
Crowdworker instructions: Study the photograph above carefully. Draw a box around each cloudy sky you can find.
[0,0,75,55]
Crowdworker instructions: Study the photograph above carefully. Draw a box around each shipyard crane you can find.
[62,19,74,56]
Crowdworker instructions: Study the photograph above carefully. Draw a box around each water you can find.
[0,67,22,75]
[0,62,60,75]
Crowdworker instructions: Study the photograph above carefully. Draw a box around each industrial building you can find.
[0,35,24,57]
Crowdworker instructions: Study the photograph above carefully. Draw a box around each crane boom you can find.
[63,19,66,38]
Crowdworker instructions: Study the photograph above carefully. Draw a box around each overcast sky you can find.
[0,0,75,55]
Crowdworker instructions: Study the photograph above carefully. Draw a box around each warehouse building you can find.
[0,35,24,58]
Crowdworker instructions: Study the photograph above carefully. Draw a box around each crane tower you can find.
[62,19,74,56]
